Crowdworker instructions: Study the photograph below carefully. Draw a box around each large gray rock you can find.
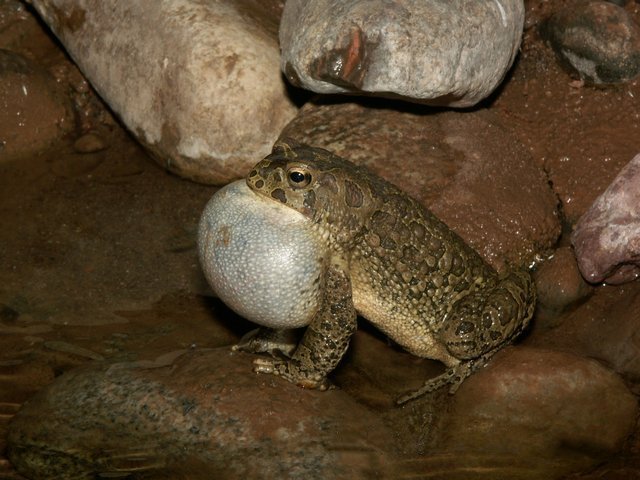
[27,0,298,185]
[280,0,524,107]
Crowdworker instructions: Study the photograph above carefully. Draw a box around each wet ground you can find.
[0,125,250,479]
[2,1,640,479]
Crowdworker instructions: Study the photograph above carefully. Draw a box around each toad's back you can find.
[346,171,498,357]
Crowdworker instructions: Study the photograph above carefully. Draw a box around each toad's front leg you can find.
[253,261,357,390]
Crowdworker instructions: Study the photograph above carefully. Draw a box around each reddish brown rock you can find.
[492,8,640,226]
[437,347,637,471]
[280,100,560,271]
[7,348,391,479]
[530,281,640,387]
[571,153,640,284]
[533,246,593,328]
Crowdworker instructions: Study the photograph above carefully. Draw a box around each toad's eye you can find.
[287,169,311,187]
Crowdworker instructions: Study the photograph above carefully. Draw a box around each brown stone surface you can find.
[438,347,637,468]
[7,348,391,479]
[533,246,593,328]
[493,1,640,226]
[529,281,640,388]
[280,101,560,272]
[3,1,640,478]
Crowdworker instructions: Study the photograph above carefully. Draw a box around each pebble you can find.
[533,246,593,328]
[72,132,107,154]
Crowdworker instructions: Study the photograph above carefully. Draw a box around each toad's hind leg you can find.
[397,270,535,405]
[442,270,535,360]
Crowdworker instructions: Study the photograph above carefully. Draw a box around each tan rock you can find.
[27,0,298,184]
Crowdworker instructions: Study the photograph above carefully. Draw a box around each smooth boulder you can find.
[7,348,392,479]
[280,0,524,107]
[27,0,298,184]
[438,347,637,474]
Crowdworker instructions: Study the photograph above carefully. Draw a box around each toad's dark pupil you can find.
[290,171,306,183]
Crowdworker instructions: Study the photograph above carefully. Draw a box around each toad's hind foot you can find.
[253,357,332,391]
[395,360,477,405]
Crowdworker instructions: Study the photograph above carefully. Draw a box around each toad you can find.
[198,139,535,404]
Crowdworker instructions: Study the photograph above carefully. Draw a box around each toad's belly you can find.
[350,261,447,359]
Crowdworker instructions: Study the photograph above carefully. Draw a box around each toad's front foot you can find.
[253,357,331,391]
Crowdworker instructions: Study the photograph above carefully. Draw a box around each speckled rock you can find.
[27,0,298,185]
[542,1,640,84]
[571,153,640,284]
[279,100,560,272]
[0,49,74,160]
[533,246,593,328]
[7,348,391,479]
[280,0,524,107]
[530,280,640,388]
[436,347,637,473]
